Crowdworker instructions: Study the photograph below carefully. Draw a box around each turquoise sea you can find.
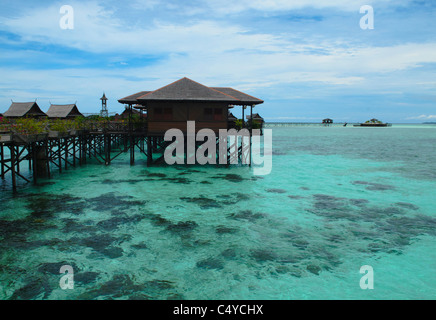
[1,124,436,300]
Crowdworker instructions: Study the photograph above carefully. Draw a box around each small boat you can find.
[353,123,392,127]
[353,118,391,127]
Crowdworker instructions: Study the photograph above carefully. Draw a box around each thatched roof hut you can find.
[115,106,146,120]
[3,102,46,118]
[322,118,333,124]
[228,112,238,121]
[246,113,264,123]
[46,104,83,119]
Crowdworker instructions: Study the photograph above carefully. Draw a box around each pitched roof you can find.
[46,104,83,118]
[246,113,264,120]
[118,91,151,104]
[228,112,238,121]
[3,102,46,117]
[118,77,264,106]
[137,78,239,102]
[212,87,264,105]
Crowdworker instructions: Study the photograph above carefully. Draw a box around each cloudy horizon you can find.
[1,0,435,123]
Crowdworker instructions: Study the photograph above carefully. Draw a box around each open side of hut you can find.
[46,104,83,119]
[3,102,47,118]
[118,77,264,135]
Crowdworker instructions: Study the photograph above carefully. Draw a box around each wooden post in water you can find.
[1,143,4,179]
[64,138,68,171]
[31,143,38,185]
[147,136,152,165]
[72,136,76,167]
[46,140,51,179]
[10,145,16,192]
[250,105,253,167]
[58,139,62,173]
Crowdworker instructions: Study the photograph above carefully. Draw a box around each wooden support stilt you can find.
[250,105,253,167]
[1,143,4,179]
[147,137,152,165]
[28,145,32,171]
[16,147,20,174]
[64,138,68,171]
[31,143,37,185]
[58,139,62,173]
[131,136,135,165]
[46,140,51,179]
[10,145,16,192]
[73,137,76,167]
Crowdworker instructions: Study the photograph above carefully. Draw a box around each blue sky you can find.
[1,0,436,122]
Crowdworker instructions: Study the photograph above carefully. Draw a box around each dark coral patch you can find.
[212,174,245,182]
[216,226,239,234]
[395,202,419,211]
[180,196,222,209]
[352,181,396,191]
[196,257,225,270]
[166,221,199,234]
[229,210,266,221]
[266,188,287,194]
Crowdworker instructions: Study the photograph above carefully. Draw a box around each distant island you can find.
[423,122,436,124]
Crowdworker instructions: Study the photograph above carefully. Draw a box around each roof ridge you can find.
[137,77,240,101]
[137,77,188,100]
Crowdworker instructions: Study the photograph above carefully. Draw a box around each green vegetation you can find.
[49,119,70,133]
[365,118,383,124]
[14,118,47,135]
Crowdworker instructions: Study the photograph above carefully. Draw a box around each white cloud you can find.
[406,115,436,120]
[1,0,435,118]
[199,0,412,14]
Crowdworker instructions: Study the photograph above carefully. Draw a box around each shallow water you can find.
[1,124,436,299]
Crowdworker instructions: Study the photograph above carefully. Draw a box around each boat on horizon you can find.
[353,118,392,127]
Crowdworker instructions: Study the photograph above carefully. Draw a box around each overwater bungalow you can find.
[46,103,83,119]
[118,77,264,135]
[115,106,147,120]
[3,102,47,118]
[228,112,238,128]
[246,113,264,127]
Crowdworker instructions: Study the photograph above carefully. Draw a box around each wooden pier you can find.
[0,121,255,191]
[1,77,264,191]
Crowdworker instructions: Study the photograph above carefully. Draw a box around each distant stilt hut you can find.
[118,77,264,135]
[246,113,264,131]
[46,103,83,119]
[228,112,238,129]
[3,102,47,118]
[115,106,147,120]
[322,118,333,126]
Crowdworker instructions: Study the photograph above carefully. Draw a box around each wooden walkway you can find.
[0,121,251,191]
